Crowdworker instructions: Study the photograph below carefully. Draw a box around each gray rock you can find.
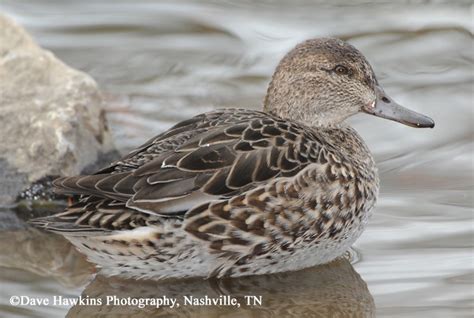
[0,14,117,205]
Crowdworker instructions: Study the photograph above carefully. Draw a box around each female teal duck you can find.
[31,38,434,280]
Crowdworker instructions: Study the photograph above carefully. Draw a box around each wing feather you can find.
[42,109,335,234]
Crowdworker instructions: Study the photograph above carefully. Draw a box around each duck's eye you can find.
[334,65,349,75]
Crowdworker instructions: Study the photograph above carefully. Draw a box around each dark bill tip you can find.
[363,85,435,129]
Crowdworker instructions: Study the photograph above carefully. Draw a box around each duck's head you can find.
[264,38,434,129]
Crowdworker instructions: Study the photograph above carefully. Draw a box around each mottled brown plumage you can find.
[30,38,434,280]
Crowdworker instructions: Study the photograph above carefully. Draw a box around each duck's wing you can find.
[53,109,321,214]
[96,108,271,174]
[32,108,336,235]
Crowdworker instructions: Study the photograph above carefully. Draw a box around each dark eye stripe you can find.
[320,65,354,77]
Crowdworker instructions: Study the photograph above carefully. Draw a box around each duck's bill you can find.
[363,85,435,128]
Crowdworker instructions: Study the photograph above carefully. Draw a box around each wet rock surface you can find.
[0,14,118,206]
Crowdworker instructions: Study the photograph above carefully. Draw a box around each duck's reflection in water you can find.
[67,257,374,318]
[0,226,373,317]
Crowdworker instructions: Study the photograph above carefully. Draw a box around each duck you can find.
[30,38,434,280]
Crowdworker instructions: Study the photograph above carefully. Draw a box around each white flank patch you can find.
[106,226,158,240]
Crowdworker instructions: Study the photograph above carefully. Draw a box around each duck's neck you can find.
[263,90,351,129]
[264,100,348,129]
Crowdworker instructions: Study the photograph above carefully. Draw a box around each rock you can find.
[0,14,118,205]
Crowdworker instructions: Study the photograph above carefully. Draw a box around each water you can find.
[0,1,472,317]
